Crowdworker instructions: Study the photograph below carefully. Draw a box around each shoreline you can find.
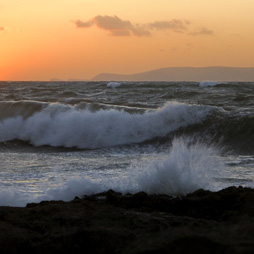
[1,186,254,253]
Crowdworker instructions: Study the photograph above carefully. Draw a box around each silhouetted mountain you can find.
[92,67,254,81]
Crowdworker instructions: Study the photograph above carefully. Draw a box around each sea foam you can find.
[135,138,218,195]
[45,139,220,197]
[199,81,223,87]
[107,82,122,88]
[0,101,215,149]
[0,138,222,207]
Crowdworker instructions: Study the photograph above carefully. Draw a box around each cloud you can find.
[73,15,152,37]
[73,20,93,28]
[93,15,131,30]
[189,27,214,36]
[147,20,189,31]
[73,15,213,37]
[110,29,131,36]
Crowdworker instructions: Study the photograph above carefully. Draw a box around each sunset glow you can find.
[1,0,254,81]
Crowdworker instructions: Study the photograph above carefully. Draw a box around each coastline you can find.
[0,186,254,253]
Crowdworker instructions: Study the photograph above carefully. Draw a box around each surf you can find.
[0,101,215,149]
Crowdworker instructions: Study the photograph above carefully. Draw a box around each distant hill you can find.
[91,67,254,82]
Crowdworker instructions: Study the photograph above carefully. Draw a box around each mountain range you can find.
[91,67,254,82]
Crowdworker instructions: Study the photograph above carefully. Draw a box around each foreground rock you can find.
[0,186,254,253]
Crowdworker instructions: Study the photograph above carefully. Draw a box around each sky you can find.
[1,0,254,81]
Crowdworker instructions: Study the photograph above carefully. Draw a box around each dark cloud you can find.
[73,15,151,37]
[93,15,132,30]
[73,15,214,37]
[94,15,151,36]
[189,27,214,36]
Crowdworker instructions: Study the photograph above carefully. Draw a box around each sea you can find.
[0,80,253,207]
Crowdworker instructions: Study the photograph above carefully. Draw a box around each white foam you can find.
[0,178,100,207]
[0,102,216,149]
[199,81,223,87]
[134,138,219,195]
[107,82,122,88]
[42,138,221,197]
[0,138,222,207]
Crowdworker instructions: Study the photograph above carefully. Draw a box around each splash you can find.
[40,139,222,198]
[134,138,219,195]
[0,138,222,207]
[0,102,215,149]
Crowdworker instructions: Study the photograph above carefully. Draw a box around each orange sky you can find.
[1,0,254,81]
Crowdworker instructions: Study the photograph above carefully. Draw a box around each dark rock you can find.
[0,186,254,253]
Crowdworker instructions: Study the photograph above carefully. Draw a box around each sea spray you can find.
[44,138,222,201]
[0,138,224,207]
[135,138,220,195]
[0,101,215,148]
[0,81,253,208]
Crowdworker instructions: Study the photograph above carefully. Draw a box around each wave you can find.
[0,101,47,121]
[0,100,252,153]
[0,101,214,149]
[0,138,222,207]
[107,82,122,88]
[199,81,225,87]
[213,114,254,153]
[173,112,254,154]
[133,138,220,195]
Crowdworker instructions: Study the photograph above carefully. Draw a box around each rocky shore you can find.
[0,186,254,253]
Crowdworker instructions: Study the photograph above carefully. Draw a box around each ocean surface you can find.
[0,80,253,207]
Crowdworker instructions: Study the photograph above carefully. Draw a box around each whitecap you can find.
[0,102,217,149]
[199,81,223,87]
[107,82,122,88]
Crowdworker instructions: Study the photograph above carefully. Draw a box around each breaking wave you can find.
[107,82,122,88]
[199,81,225,87]
[0,101,214,149]
[0,138,222,207]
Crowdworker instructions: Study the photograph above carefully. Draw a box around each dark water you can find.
[0,81,253,206]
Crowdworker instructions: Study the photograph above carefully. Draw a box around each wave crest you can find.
[0,102,213,149]
[199,81,224,87]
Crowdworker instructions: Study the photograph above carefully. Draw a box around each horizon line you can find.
[2,66,254,82]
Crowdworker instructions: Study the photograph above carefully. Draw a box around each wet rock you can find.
[0,186,254,253]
